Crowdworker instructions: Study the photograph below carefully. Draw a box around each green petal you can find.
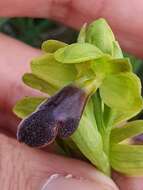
[42,40,67,53]
[23,73,58,95]
[111,120,143,144]
[110,144,143,176]
[100,72,143,111]
[54,43,105,64]
[109,58,132,73]
[112,41,123,58]
[86,18,115,55]
[77,23,87,43]
[13,96,46,119]
[71,99,110,175]
[91,58,132,78]
[31,53,77,88]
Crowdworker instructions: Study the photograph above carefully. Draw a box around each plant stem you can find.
[93,92,111,171]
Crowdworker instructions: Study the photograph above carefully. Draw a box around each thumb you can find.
[0,133,118,190]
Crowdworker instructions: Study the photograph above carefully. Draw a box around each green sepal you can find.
[110,120,143,144]
[23,73,58,95]
[54,43,105,64]
[42,40,67,53]
[85,18,115,55]
[110,144,143,176]
[100,72,143,111]
[13,96,46,119]
[31,53,77,88]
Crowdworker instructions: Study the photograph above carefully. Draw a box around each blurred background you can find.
[0,17,143,94]
[0,18,78,47]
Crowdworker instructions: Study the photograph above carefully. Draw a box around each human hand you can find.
[0,1,143,189]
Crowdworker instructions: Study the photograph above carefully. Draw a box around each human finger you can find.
[0,0,143,57]
[0,133,118,190]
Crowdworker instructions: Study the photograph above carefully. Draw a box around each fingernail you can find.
[41,173,119,190]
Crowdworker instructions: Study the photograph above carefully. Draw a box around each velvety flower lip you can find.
[17,85,88,147]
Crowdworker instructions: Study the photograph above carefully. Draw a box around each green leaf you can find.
[23,73,58,95]
[100,72,143,111]
[31,53,77,88]
[54,43,105,64]
[91,58,132,78]
[86,18,115,55]
[71,100,110,175]
[112,41,123,58]
[42,40,67,53]
[77,23,87,43]
[13,96,46,119]
[110,144,143,176]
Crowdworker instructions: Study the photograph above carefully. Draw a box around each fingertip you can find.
[41,173,118,190]
[0,133,118,190]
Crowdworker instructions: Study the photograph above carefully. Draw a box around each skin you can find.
[0,0,143,189]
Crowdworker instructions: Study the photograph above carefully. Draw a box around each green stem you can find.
[92,91,111,174]
[92,91,117,174]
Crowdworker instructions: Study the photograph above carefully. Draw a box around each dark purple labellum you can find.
[17,85,88,147]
